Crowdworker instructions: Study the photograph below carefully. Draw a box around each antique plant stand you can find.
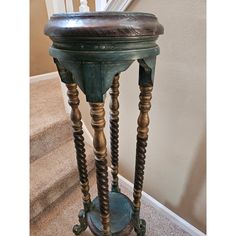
[45,12,163,236]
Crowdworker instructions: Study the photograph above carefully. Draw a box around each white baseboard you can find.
[115,171,206,236]
[30,71,58,83]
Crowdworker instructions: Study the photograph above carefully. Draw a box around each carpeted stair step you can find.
[30,117,72,163]
[30,78,72,162]
[30,139,95,220]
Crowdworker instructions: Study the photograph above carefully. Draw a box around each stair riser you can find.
[30,119,73,163]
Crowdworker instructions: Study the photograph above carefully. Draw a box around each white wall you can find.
[105,0,205,232]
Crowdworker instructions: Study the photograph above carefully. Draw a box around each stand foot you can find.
[134,219,146,236]
[73,210,87,235]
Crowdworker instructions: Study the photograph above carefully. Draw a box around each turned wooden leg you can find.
[66,84,91,234]
[90,103,111,236]
[109,74,120,192]
[133,85,153,235]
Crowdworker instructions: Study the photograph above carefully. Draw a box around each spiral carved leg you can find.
[133,85,153,235]
[66,84,91,234]
[90,103,111,236]
[109,74,120,192]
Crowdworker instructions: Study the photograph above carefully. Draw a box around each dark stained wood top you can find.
[44,11,164,39]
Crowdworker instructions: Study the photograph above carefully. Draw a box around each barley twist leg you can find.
[109,74,120,192]
[66,83,91,235]
[133,86,153,235]
[90,103,111,236]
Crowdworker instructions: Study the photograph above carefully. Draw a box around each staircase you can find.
[30,77,95,221]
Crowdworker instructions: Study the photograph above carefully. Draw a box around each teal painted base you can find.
[87,192,133,235]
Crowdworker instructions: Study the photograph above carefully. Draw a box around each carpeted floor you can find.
[31,169,192,236]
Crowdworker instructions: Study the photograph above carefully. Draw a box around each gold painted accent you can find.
[109,74,120,192]
[90,103,111,235]
[133,86,153,209]
[66,83,91,209]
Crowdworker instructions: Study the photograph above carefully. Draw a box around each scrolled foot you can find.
[134,219,146,236]
[138,219,146,236]
[73,224,85,235]
[72,210,87,235]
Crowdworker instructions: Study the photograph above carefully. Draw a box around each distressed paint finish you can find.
[44,12,163,103]
[54,60,133,102]
[45,12,163,38]
[44,12,163,236]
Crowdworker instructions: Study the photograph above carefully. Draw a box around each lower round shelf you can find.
[87,192,133,236]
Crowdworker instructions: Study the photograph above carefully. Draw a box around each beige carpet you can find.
[31,169,192,236]
[30,78,67,136]
[30,78,73,162]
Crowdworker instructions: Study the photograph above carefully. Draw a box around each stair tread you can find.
[30,78,67,137]
[30,139,94,203]
[30,78,74,162]
[30,116,70,139]
[30,117,73,163]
